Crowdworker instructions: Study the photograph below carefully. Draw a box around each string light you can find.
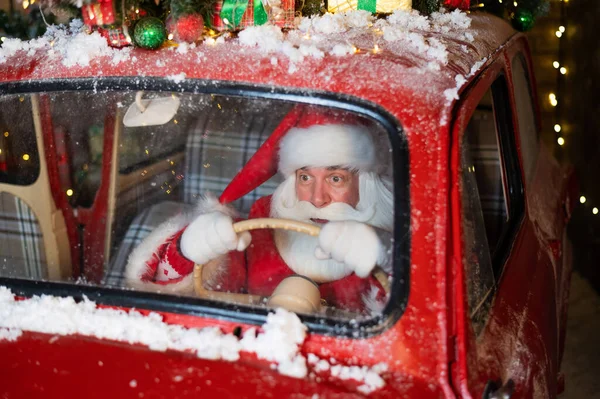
[22,154,30,161]
[66,189,74,197]
[553,61,560,68]
[560,67,567,75]
[594,208,599,215]
[557,137,565,146]
[554,124,562,133]
[559,26,565,33]
[580,196,587,204]
[549,93,558,107]
[555,31,563,38]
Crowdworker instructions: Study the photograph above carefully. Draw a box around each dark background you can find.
[527,0,600,293]
[526,2,600,397]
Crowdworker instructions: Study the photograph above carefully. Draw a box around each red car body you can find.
[0,13,576,398]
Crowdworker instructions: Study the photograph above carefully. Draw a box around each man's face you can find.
[295,167,360,210]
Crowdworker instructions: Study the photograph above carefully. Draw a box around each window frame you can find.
[451,61,526,335]
[509,52,540,186]
[0,77,410,338]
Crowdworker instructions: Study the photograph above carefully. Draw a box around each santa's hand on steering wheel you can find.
[315,221,386,278]
[180,211,252,265]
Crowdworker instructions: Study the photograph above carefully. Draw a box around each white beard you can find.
[270,173,394,283]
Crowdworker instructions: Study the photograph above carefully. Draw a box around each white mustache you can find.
[277,199,376,224]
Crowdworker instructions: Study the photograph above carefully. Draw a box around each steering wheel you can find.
[193,218,390,314]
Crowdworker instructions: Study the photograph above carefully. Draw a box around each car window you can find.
[511,54,539,184]
[0,88,408,331]
[0,95,40,186]
[459,76,524,334]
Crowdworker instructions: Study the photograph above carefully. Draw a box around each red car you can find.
[0,10,576,398]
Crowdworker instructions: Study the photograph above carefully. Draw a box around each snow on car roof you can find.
[0,10,515,123]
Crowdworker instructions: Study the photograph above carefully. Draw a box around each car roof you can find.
[0,12,516,128]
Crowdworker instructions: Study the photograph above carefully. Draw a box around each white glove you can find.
[315,221,384,278]
[180,211,251,265]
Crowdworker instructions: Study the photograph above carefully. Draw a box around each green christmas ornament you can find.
[412,0,441,15]
[133,17,167,49]
[512,9,535,31]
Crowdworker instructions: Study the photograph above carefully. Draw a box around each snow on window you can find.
[166,72,187,83]
[240,309,308,378]
[0,286,388,392]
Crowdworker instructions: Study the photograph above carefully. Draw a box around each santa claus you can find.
[125,107,394,313]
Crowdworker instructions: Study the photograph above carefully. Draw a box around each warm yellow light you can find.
[559,26,565,33]
[499,0,502,3]
[560,67,567,75]
[0,37,5,43]
[553,61,560,68]
[22,0,29,9]
[373,44,380,53]
[168,33,174,40]
[135,8,139,13]
[554,124,562,132]
[66,189,74,197]
[513,1,517,6]
[173,119,178,124]
[580,196,587,204]
[145,149,149,155]
[556,31,563,38]
[593,207,599,215]
[549,93,558,107]
[0,149,2,154]
[22,154,30,161]
[3,131,8,137]
[557,137,565,146]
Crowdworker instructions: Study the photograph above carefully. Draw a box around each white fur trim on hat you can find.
[278,124,376,177]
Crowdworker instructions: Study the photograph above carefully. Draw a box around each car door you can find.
[449,53,559,398]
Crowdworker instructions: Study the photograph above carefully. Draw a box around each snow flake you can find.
[167,72,186,84]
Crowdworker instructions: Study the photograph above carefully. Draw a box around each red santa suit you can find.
[128,195,385,313]
[125,105,392,313]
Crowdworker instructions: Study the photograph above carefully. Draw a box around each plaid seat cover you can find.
[105,99,289,287]
[0,191,47,279]
[103,200,193,287]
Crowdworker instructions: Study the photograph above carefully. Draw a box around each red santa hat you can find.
[219,106,377,204]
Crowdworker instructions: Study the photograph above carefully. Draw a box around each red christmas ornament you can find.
[167,14,205,43]
[443,0,470,10]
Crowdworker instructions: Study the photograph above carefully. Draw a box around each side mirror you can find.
[123,92,180,127]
